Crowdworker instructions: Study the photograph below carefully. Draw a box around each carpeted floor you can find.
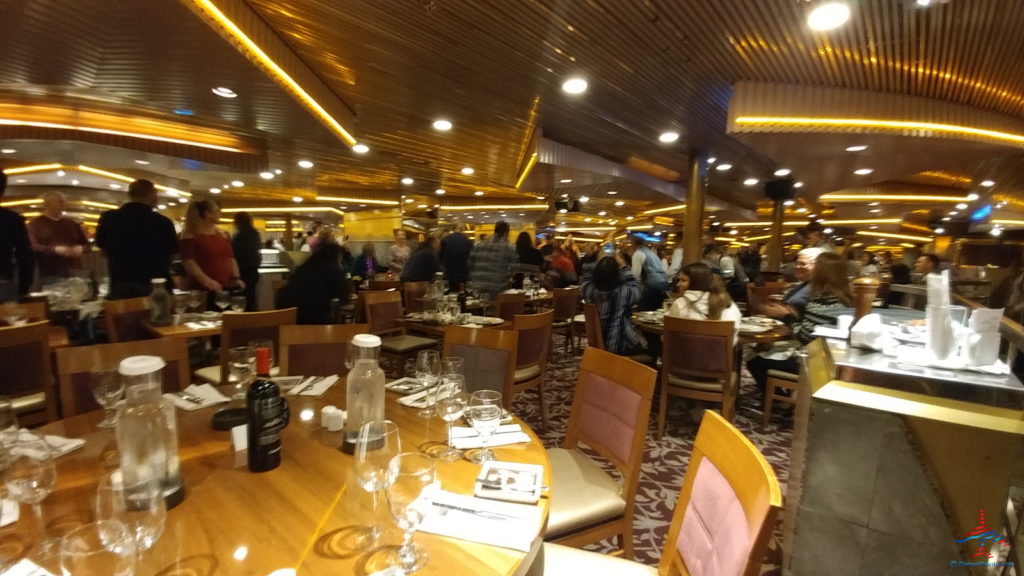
[511,339,791,573]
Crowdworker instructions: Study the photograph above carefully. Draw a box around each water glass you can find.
[354,420,401,546]
[214,290,231,312]
[90,369,125,429]
[386,453,437,573]
[229,346,256,400]
[96,468,166,552]
[229,295,246,312]
[5,431,56,506]
[60,520,137,576]
[172,293,189,323]
[441,357,464,378]
[0,397,17,447]
[435,375,467,462]
[467,390,503,464]
[187,290,204,314]
[414,350,441,418]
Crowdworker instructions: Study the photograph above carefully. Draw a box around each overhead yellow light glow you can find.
[515,153,538,190]
[993,219,1024,226]
[856,230,933,242]
[315,196,400,206]
[818,193,970,203]
[189,0,358,147]
[0,198,43,207]
[443,204,548,211]
[550,226,616,232]
[743,232,797,242]
[3,163,63,175]
[640,204,687,215]
[735,116,1024,148]
[76,165,193,198]
[819,218,902,225]
[80,200,119,210]
[625,224,654,230]
[555,236,603,243]
[221,207,345,216]
[723,221,809,227]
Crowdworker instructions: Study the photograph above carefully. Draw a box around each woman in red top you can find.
[180,199,243,306]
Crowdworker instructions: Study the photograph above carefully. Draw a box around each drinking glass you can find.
[0,397,17,447]
[249,339,275,373]
[386,453,437,573]
[229,346,256,400]
[90,369,124,429]
[172,293,188,323]
[60,520,137,576]
[353,420,401,546]
[467,390,503,464]
[5,431,57,552]
[97,278,110,299]
[229,295,246,312]
[435,375,467,462]
[214,290,231,312]
[186,290,203,314]
[414,350,441,418]
[441,357,464,378]
[96,468,166,551]
[477,292,490,315]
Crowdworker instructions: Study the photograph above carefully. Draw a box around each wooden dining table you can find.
[16,383,551,575]
[144,317,223,339]
[631,314,792,345]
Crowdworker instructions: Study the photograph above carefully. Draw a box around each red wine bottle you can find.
[246,347,289,472]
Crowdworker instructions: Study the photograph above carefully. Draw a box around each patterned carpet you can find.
[511,337,791,573]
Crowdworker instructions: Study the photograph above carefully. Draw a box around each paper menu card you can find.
[418,489,543,552]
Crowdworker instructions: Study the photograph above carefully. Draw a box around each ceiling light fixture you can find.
[774,168,792,177]
[56,170,66,177]
[607,190,618,195]
[598,211,607,216]
[157,204,167,210]
[0,149,15,154]
[794,181,805,188]
[231,180,244,187]
[460,167,475,176]
[933,227,946,235]
[297,160,314,169]
[0,198,42,207]
[658,131,680,143]
[579,196,589,203]
[561,77,588,94]
[273,169,282,175]
[743,178,759,186]
[515,152,538,189]
[435,189,446,195]
[71,179,80,185]
[432,119,453,131]
[259,171,274,179]
[715,163,733,171]
[614,200,625,206]
[845,145,868,152]
[352,144,370,154]
[108,184,121,189]
[956,203,968,210]
[211,87,237,98]
[292,196,303,203]
[854,168,874,175]
[966,193,980,201]
[221,206,345,216]
[641,204,687,215]
[949,211,959,215]
[315,196,400,206]
[707,157,717,164]
[857,230,933,242]
[398,178,414,186]
[820,193,970,203]
[981,180,996,187]
[783,200,796,206]
[807,2,852,31]
[991,227,1003,237]
[474,191,484,196]
[444,204,549,211]
[559,179,573,183]
[209,188,221,194]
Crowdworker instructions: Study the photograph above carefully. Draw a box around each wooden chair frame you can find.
[495,292,526,321]
[512,310,553,430]
[442,325,518,398]
[0,320,56,425]
[362,291,406,337]
[278,323,368,377]
[215,307,298,384]
[402,281,428,313]
[103,296,152,342]
[746,282,788,316]
[581,302,604,351]
[550,286,579,356]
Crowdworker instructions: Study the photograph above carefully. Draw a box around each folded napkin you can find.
[419,489,542,552]
[460,323,483,328]
[450,425,531,449]
[2,558,56,576]
[163,383,230,411]
[13,429,85,459]
[811,326,849,340]
[288,375,339,397]
[0,498,18,527]
[184,320,221,330]
[397,386,437,409]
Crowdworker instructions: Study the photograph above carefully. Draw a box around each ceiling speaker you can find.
[764,179,796,201]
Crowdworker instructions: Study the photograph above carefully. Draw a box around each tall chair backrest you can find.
[362,291,405,337]
[495,293,526,321]
[662,316,735,383]
[368,279,402,292]
[512,310,553,372]
[746,282,788,316]
[218,307,298,384]
[278,323,368,377]
[442,326,518,397]
[55,338,191,417]
[103,296,154,342]
[402,281,428,313]
[0,320,56,424]
[551,286,579,322]
[659,410,782,576]
[582,302,604,351]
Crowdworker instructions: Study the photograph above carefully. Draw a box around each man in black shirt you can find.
[401,236,441,282]
[439,223,473,291]
[0,171,34,302]
[95,179,178,300]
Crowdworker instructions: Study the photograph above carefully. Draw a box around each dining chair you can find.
[657,316,737,439]
[550,286,579,356]
[495,292,526,321]
[402,281,428,313]
[763,369,799,427]
[103,296,155,342]
[746,282,788,316]
[10,300,48,321]
[581,302,604,351]
[511,310,553,430]
[0,320,57,425]
[442,325,517,396]
[543,410,783,576]
[194,307,298,385]
[368,279,403,292]
[278,323,368,377]
[545,346,656,559]
[55,338,191,417]
[363,291,438,375]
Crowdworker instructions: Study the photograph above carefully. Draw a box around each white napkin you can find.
[397,386,437,409]
[450,425,531,449]
[850,313,885,350]
[0,498,18,527]
[2,559,56,576]
[288,375,339,397]
[811,326,849,340]
[184,320,221,329]
[163,383,230,411]
[418,489,542,552]
[460,323,483,328]
[894,346,1011,375]
[14,429,85,459]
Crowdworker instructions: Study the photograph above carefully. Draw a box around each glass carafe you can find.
[343,335,385,453]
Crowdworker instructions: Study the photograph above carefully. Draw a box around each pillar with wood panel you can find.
[682,151,706,266]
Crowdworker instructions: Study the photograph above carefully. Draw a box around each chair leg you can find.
[763,379,776,427]
[538,381,548,432]
[722,393,735,423]
[620,524,635,561]
[656,385,668,440]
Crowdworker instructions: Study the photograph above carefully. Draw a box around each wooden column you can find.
[766,200,785,272]
[284,213,294,250]
[682,151,705,265]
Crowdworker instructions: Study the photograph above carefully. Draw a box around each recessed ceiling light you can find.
[562,77,588,94]
[109,183,121,189]
[14,178,26,183]
[297,160,314,169]
[352,144,370,154]
[658,131,679,143]
[981,180,995,187]
[432,119,453,131]
[231,180,244,187]
[209,188,221,194]
[417,204,428,209]
[807,2,851,32]
[395,177,413,187]
[460,167,475,175]
[783,199,796,206]
[559,179,573,183]
[558,208,568,213]
[728,230,738,236]
[868,201,880,206]
[404,198,414,203]
[845,145,868,152]
[794,181,805,188]
[774,168,791,177]
[870,208,882,213]
[0,149,16,154]
[955,203,968,210]
[707,157,717,164]
[940,218,950,222]
[259,171,274,180]
[715,163,733,171]
[536,196,545,200]
[743,178,759,186]
[211,87,237,98]
[934,227,946,234]
[292,196,303,203]
[808,214,818,219]
[854,168,874,175]
[796,207,808,213]
[823,227,834,234]
[71,179,80,185]
[991,227,1003,237]
[579,196,589,203]
[654,231,663,236]
[173,108,194,116]
[157,204,167,210]
[598,211,607,216]
[916,0,932,6]
[614,201,624,206]
[561,193,569,198]
[474,191,485,196]
[607,190,617,195]
[435,189,446,195]
[949,211,959,215]
[56,170,65,177]
[625,216,634,220]
[966,193,980,201]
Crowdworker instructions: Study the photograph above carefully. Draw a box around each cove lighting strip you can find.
[315,196,400,206]
[551,226,616,232]
[443,204,548,211]
[993,220,1024,226]
[190,0,358,147]
[819,193,969,203]
[743,232,796,242]
[80,200,119,210]
[3,163,63,175]
[641,204,687,215]
[221,207,345,217]
[735,116,1024,148]
[515,153,538,190]
[0,119,244,153]
[0,198,42,207]
[723,221,809,227]
[555,236,604,243]
[2,163,191,197]
[856,230,932,242]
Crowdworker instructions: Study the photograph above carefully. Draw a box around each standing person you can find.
[859,251,879,277]
[628,234,669,311]
[349,244,378,283]
[467,221,516,299]
[95,179,177,300]
[544,244,578,288]
[276,242,351,325]
[580,253,644,355]
[440,222,473,291]
[230,212,262,311]
[513,231,543,288]
[804,221,834,252]
[27,191,89,281]
[665,232,684,279]
[914,253,940,280]
[388,230,411,278]
[401,236,440,282]
[179,199,243,308]
[0,172,34,302]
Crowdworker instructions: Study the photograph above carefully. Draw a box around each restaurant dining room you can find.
[3,0,1024,574]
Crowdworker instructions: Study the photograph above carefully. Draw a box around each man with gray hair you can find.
[759,246,823,321]
[27,190,89,280]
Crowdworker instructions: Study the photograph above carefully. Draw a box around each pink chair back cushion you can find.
[677,458,751,576]
[577,372,641,465]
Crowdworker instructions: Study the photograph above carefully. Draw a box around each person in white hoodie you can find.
[667,261,742,342]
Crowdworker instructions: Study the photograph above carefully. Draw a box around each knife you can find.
[289,376,318,396]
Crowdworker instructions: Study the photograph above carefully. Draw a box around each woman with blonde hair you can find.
[180,199,243,306]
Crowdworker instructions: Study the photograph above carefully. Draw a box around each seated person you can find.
[276,242,351,324]
[668,262,742,342]
[758,247,823,321]
[580,254,644,355]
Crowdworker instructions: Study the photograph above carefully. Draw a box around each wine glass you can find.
[386,453,437,573]
[353,420,401,546]
[5,431,57,553]
[228,346,256,400]
[467,390,503,464]
[214,290,231,312]
[441,357,464,378]
[477,292,491,316]
[60,520,137,576]
[435,375,467,462]
[187,290,203,314]
[96,468,166,551]
[414,350,441,418]
[248,339,274,373]
[229,295,246,312]
[90,369,124,429]
[172,293,188,323]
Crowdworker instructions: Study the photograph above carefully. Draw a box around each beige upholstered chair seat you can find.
[542,543,657,576]
[551,319,571,328]
[381,334,437,353]
[546,447,626,537]
[666,372,736,392]
[514,364,542,383]
[13,392,46,415]
[767,369,799,381]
